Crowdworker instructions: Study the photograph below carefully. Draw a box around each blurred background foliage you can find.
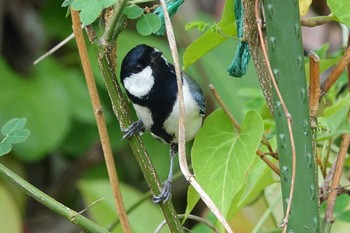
[0,0,349,232]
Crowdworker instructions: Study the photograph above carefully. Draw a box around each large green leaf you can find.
[136,14,161,36]
[191,109,264,218]
[328,0,350,27]
[71,0,117,25]
[0,59,71,161]
[183,0,236,70]
[78,179,167,233]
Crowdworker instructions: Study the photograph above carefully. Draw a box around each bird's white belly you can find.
[163,80,203,143]
[133,104,153,129]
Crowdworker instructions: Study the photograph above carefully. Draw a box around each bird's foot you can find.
[122,120,145,140]
[152,180,172,204]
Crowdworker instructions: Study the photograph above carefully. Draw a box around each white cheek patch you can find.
[133,104,153,129]
[123,66,154,98]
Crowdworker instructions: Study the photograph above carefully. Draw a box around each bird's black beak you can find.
[150,50,163,64]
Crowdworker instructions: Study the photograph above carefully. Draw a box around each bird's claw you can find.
[122,120,145,140]
[152,180,172,204]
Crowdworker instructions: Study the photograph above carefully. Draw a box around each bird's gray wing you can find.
[183,72,206,115]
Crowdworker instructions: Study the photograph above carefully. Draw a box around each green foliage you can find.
[0,57,101,161]
[136,13,161,36]
[320,194,350,222]
[122,5,161,36]
[328,0,350,27]
[183,0,236,70]
[190,109,266,219]
[61,0,74,7]
[318,94,350,141]
[185,20,211,32]
[78,179,168,233]
[0,118,30,157]
[65,0,117,25]
[122,5,144,19]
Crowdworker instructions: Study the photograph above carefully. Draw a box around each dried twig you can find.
[70,10,132,233]
[159,0,233,232]
[33,24,84,65]
[308,52,320,128]
[320,46,350,99]
[254,1,297,231]
[324,135,350,230]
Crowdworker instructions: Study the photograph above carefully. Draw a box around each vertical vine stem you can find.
[254,1,297,231]
[323,135,350,232]
[70,10,132,233]
[159,1,234,232]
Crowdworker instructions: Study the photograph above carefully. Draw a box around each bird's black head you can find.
[120,44,163,81]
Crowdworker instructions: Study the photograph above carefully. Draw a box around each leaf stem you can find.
[301,14,335,27]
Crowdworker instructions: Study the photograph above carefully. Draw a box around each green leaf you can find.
[61,0,74,7]
[183,0,236,70]
[136,14,161,36]
[185,20,208,32]
[7,129,31,144]
[78,179,167,233]
[0,59,71,162]
[192,109,264,218]
[0,141,12,157]
[1,118,27,135]
[184,185,200,221]
[71,0,117,25]
[318,94,350,140]
[123,5,144,19]
[328,0,350,27]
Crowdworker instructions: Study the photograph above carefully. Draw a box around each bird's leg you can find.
[122,120,145,140]
[152,144,178,204]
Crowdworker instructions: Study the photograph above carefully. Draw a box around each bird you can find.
[120,44,205,203]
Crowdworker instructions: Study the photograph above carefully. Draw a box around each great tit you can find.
[120,44,205,203]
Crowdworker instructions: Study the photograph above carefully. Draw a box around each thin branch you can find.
[308,51,320,127]
[209,84,280,176]
[208,84,240,131]
[72,197,106,221]
[347,33,350,93]
[159,0,233,232]
[33,24,84,65]
[70,10,132,233]
[320,46,350,99]
[154,214,219,233]
[0,163,109,233]
[301,15,334,27]
[322,138,333,178]
[254,1,297,231]
[324,135,350,232]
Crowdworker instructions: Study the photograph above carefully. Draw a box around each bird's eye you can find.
[134,64,143,72]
